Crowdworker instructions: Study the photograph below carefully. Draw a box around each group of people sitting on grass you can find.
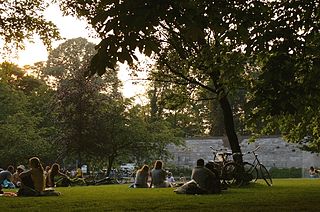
[132,159,221,195]
[1,157,221,196]
[0,157,85,197]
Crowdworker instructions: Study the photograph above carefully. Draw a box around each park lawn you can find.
[1,179,319,211]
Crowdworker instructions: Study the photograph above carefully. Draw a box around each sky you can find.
[16,5,98,66]
[11,4,147,99]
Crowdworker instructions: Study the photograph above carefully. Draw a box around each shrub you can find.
[269,167,302,178]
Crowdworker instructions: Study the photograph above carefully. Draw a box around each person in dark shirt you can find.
[191,158,220,194]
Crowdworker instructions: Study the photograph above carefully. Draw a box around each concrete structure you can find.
[167,136,320,177]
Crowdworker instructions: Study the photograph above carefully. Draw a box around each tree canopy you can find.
[57,0,320,155]
[0,0,60,50]
[0,62,56,166]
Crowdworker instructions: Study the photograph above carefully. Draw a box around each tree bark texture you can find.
[219,95,243,163]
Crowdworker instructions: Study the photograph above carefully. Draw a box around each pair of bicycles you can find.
[210,146,272,187]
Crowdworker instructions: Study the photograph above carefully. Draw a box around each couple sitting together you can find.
[175,158,221,195]
[134,160,171,188]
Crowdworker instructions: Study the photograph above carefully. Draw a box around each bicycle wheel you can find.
[259,164,272,186]
[222,162,241,186]
[243,162,258,183]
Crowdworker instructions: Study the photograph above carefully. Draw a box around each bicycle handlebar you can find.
[210,146,232,154]
[244,146,260,155]
[253,146,260,152]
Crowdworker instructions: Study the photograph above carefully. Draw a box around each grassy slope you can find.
[1,179,319,211]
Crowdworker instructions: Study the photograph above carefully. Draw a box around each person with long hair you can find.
[150,160,171,188]
[46,163,70,187]
[134,165,150,188]
[18,157,46,196]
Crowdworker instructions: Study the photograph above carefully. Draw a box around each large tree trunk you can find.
[219,95,243,163]
[106,155,115,177]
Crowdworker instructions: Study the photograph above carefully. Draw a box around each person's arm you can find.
[191,169,195,180]
[58,171,69,178]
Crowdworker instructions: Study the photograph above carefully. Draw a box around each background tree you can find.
[43,37,182,172]
[148,67,244,137]
[57,0,267,164]
[85,91,182,175]
[0,62,56,166]
[0,0,60,52]
[243,1,320,151]
[43,38,107,164]
[58,0,320,156]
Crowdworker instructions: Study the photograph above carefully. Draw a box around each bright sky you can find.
[16,4,98,66]
[11,4,147,99]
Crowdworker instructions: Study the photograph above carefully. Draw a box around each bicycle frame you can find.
[246,146,261,169]
[245,146,272,186]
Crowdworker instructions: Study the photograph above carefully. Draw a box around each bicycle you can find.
[207,147,234,185]
[222,146,272,186]
[244,146,272,186]
[85,169,121,185]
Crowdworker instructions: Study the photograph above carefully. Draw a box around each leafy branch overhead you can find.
[57,0,320,154]
[0,0,60,50]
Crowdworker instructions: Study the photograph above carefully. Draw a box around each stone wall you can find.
[167,136,320,175]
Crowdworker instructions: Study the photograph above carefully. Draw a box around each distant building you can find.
[167,136,320,177]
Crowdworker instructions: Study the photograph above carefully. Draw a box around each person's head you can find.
[16,165,25,173]
[196,158,205,167]
[154,160,163,170]
[7,165,14,174]
[51,163,60,175]
[168,172,172,177]
[29,157,44,171]
[140,165,149,173]
[310,166,315,171]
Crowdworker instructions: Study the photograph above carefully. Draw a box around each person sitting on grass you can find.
[18,157,46,196]
[12,165,25,188]
[150,160,171,188]
[191,158,221,194]
[309,166,319,178]
[18,157,60,196]
[46,163,70,187]
[166,172,175,183]
[133,165,150,188]
[0,165,15,189]
[76,166,83,178]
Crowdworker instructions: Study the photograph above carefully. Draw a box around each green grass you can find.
[1,179,320,211]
